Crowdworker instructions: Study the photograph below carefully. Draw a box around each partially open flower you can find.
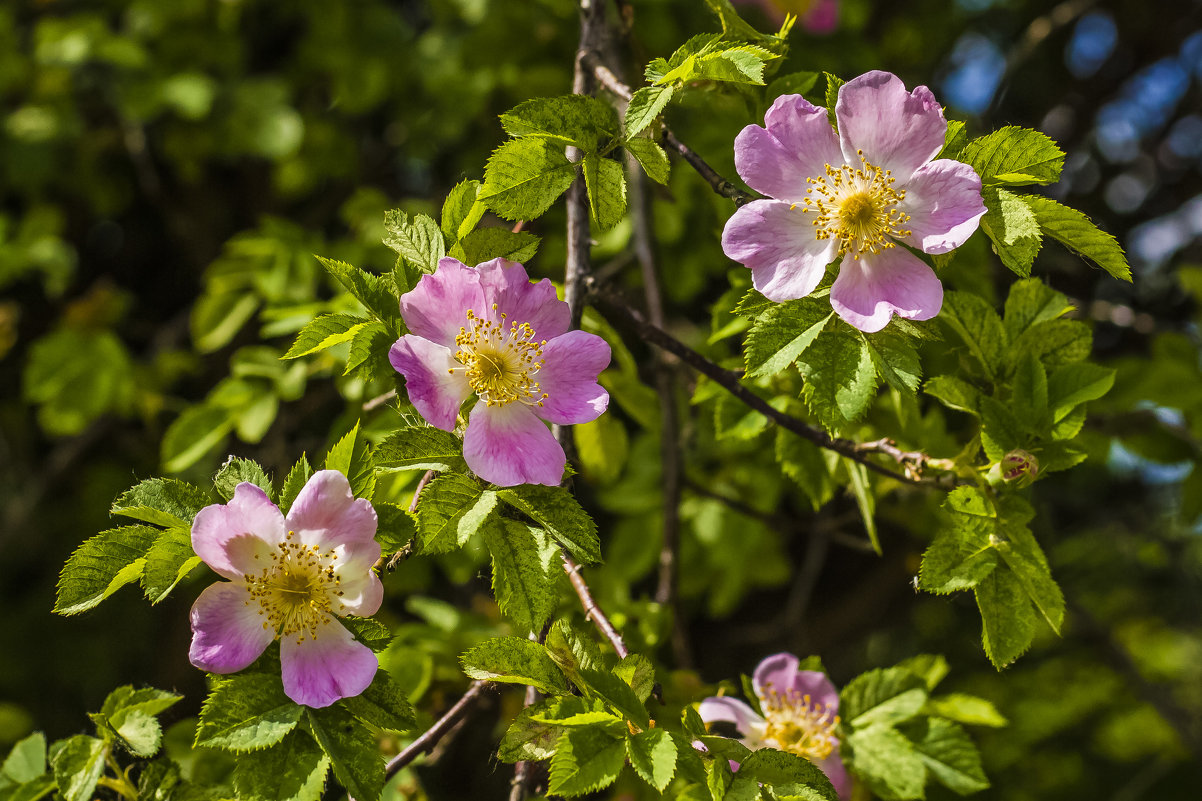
[389,257,611,487]
[698,652,850,798]
[188,470,383,708]
[722,71,986,332]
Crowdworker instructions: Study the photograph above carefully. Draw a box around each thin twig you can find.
[383,681,493,779]
[363,389,397,412]
[584,52,755,206]
[591,290,959,489]
[383,469,435,570]
[563,554,629,658]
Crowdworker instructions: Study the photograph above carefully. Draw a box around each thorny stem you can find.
[591,289,960,489]
[563,553,629,658]
[383,681,494,780]
[583,51,755,206]
[384,469,435,570]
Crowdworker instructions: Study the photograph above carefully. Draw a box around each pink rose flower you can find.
[389,257,611,487]
[699,652,850,799]
[722,71,986,332]
[188,470,383,708]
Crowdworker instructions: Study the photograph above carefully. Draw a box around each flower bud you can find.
[1002,449,1039,484]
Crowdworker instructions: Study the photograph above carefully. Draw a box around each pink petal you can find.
[188,581,275,673]
[192,483,285,580]
[722,200,837,301]
[794,670,841,714]
[836,71,946,184]
[389,335,471,430]
[819,752,852,800]
[534,330,611,425]
[802,0,839,34]
[734,95,841,201]
[333,565,384,617]
[697,697,765,739]
[285,470,378,550]
[463,402,565,487]
[476,259,571,341]
[280,617,378,708]
[899,159,986,254]
[400,258,487,347]
[753,652,801,699]
[830,246,944,333]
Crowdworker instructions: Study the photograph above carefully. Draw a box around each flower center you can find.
[452,305,548,408]
[244,530,343,643]
[760,688,840,763]
[799,150,912,259]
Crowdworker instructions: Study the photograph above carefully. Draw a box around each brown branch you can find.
[583,51,754,207]
[591,290,959,489]
[362,389,397,412]
[563,553,629,658]
[383,681,493,779]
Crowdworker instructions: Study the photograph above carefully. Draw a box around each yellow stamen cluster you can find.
[761,687,840,762]
[451,305,548,408]
[798,149,912,259]
[244,531,343,644]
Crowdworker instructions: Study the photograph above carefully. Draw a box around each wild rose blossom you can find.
[722,70,986,333]
[736,0,839,34]
[389,257,611,487]
[699,652,850,798]
[188,470,383,708]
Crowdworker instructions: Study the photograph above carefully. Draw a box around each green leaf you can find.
[739,747,838,800]
[498,704,565,763]
[232,730,329,801]
[840,667,928,728]
[624,86,674,138]
[980,187,1042,277]
[547,727,626,797]
[743,299,831,378]
[4,774,57,801]
[1010,350,1049,427]
[923,693,1008,727]
[480,138,577,222]
[92,686,181,758]
[343,320,394,380]
[994,508,1064,634]
[315,256,402,333]
[1010,318,1092,371]
[845,724,927,801]
[339,671,415,733]
[919,487,999,594]
[49,736,105,801]
[923,375,980,416]
[341,616,394,652]
[383,210,445,278]
[374,425,465,473]
[583,154,627,230]
[796,327,879,431]
[974,563,1037,668]
[196,673,303,752]
[161,403,235,473]
[766,70,821,102]
[938,119,969,160]
[456,227,540,266]
[776,428,836,511]
[703,0,790,51]
[415,473,496,553]
[214,456,272,501]
[110,478,211,529]
[613,654,656,703]
[54,525,158,615]
[1047,363,1115,422]
[192,291,260,354]
[3,734,46,784]
[306,706,384,801]
[374,502,417,553]
[863,330,922,395]
[501,95,619,152]
[824,72,845,126]
[441,180,486,244]
[283,313,368,360]
[579,667,650,729]
[1025,195,1132,281]
[142,527,201,604]
[324,422,374,501]
[626,728,677,792]
[1002,278,1075,342]
[460,636,569,694]
[482,519,559,634]
[279,455,314,512]
[625,136,670,184]
[573,413,629,485]
[909,718,990,795]
[497,484,599,563]
[957,126,1065,186]
[531,697,620,728]
[845,459,880,555]
[939,292,1006,380]
[545,619,602,693]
